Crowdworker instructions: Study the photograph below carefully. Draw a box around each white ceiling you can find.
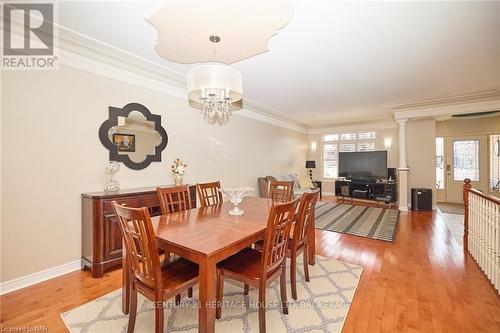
[59,1,500,127]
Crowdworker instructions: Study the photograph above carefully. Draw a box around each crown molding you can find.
[9,13,498,133]
[6,12,308,132]
[48,23,309,133]
[57,25,187,90]
[392,90,500,120]
[307,119,397,135]
[241,100,309,133]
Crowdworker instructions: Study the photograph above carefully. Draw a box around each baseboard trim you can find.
[0,260,81,295]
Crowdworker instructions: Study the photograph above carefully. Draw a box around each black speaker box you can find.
[411,188,433,211]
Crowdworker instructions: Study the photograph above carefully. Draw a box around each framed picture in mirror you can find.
[113,133,136,152]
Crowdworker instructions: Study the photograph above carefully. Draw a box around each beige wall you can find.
[436,115,500,137]
[307,127,399,193]
[406,119,437,207]
[0,66,307,282]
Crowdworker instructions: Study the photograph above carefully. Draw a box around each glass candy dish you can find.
[218,187,254,216]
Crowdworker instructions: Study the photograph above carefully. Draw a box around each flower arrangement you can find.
[171,158,187,175]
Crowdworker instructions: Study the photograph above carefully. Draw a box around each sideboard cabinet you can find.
[82,185,196,277]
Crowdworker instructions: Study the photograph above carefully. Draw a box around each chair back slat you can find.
[197,181,223,207]
[112,202,161,289]
[293,190,320,247]
[269,180,294,203]
[157,185,192,214]
[261,198,298,275]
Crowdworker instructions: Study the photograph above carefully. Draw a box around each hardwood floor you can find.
[1,197,499,332]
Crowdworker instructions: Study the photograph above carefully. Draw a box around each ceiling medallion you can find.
[147,1,293,124]
[147,2,293,64]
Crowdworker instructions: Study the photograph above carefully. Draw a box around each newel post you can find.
[463,178,471,251]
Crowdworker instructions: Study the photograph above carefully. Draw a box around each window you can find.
[436,137,444,189]
[358,142,375,152]
[340,133,357,140]
[453,140,479,181]
[340,143,356,152]
[323,143,338,178]
[358,131,376,140]
[323,134,339,141]
[490,134,500,191]
[323,131,377,178]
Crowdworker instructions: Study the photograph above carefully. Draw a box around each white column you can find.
[398,119,408,168]
[397,119,410,211]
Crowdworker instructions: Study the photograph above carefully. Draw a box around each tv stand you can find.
[335,179,398,207]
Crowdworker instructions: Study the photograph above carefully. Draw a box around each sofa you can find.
[257,174,315,198]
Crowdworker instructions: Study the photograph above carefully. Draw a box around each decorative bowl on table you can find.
[218,187,254,216]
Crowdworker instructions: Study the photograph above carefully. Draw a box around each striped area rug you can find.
[315,202,399,242]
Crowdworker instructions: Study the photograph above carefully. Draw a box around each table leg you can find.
[308,212,316,265]
[122,243,130,314]
[198,256,217,333]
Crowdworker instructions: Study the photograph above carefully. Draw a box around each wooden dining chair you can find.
[287,190,320,300]
[157,185,192,214]
[112,202,198,333]
[156,185,194,300]
[196,181,223,207]
[269,180,294,202]
[216,197,299,333]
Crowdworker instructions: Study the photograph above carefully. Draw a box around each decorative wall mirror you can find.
[99,103,168,170]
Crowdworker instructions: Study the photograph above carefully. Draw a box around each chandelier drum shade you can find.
[187,64,243,123]
[148,2,293,124]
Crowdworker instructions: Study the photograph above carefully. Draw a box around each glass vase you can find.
[173,174,183,186]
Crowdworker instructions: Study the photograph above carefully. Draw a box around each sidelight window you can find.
[490,134,500,191]
[436,137,445,189]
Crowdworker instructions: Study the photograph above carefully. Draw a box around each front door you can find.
[445,135,488,202]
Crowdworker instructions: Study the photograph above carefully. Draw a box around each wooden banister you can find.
[463,178,500,251]
[469,188,500,204]
[463,178,500,293]
[463,179,472,251]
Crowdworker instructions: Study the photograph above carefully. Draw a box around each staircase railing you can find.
[463,179,500,293]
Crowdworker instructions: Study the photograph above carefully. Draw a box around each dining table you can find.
[121,196,316,333]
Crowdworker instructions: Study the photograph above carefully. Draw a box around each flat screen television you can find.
[339,151,387,181]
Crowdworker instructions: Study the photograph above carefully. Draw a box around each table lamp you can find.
[305,160,316,180]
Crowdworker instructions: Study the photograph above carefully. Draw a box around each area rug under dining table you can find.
[61,255,362,332]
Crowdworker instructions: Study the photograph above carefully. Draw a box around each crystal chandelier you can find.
[187,35,242,124]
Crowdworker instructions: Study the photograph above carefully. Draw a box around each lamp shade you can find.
[305,160,316,169]
[187,64,242,105]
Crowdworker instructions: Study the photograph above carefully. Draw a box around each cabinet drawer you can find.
[141,194,159,208]
[103,197,142,212]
